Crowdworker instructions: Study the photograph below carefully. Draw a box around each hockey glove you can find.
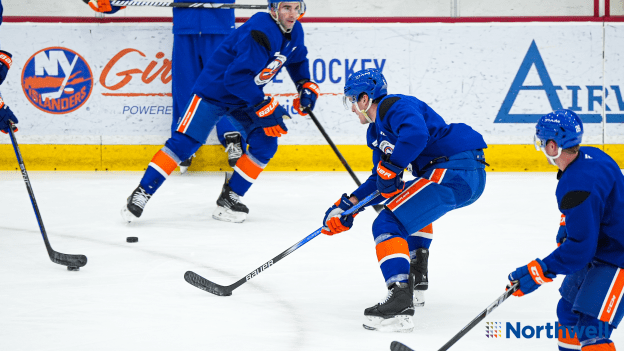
[321,193,362,235]
[0,97,18,134]
[557,214,567,247]
[0,51,13,86]
[507,258,555,297]
[82,0,126,14]
[293,79,320,116]
[376,156,405,199]
[254,97,289,138]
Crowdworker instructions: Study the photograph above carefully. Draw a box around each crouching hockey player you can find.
[507,110,624,351]
[321,68,488,332]
[121,0,320,224]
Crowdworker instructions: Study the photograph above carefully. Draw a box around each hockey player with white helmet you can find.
[122,0,320,224]
[322,68,488,332]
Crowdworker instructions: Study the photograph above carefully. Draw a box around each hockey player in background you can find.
[121,0,319,224]
[83,0,246,172]
[507,110,624,351]
[0,1,18,135]
[321,68,487,332]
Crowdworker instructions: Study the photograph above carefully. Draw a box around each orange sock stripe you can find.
[235,154,264,180]
[558,330,581,346]
[150,150,178,175]
[429,168,447,184]
[599,268,624,323]
[385,178,432,211]
[376,237,410,263]
[177,95,201,134]
[420,223,433,234]
[582,342,615,351]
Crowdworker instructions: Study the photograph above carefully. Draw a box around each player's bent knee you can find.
[581,342,615,351]
[164,132,202,161]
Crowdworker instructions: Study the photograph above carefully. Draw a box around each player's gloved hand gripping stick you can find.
[184,190,380,296]
[390,282,520,351]
[7,121,87,270]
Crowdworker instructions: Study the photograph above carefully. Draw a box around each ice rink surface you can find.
[1,170,622,351]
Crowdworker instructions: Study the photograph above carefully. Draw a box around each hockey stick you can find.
[305,108,384,213]
[184,190,380,296]
[390,282,519,351]
[110,1,266,9]
[7,122,88,270]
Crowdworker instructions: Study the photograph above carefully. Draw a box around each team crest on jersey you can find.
[22,47,93,114]
[379,140,395,155]
[254,53,287,86]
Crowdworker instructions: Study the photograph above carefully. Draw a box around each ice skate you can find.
[411,248,429,307]
[223,132,243,168]
[179,153,195,174]
[121,185,152,223]
[212,172,249,223]
[363,276,415,333]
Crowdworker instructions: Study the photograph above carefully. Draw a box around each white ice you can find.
[0,171,621,351]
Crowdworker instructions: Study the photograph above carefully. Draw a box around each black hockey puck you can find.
[126,236,139,243]
[67,266,79,271]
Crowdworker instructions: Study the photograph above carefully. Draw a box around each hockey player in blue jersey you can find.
[507,109,624,351]
[321,68,487,332]
[121,0,320,224]
[83,0,245,172]
[0,0,18,135]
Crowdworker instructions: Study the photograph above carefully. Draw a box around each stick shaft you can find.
[110,1,266,9]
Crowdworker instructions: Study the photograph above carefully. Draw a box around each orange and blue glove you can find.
[376,155,405,199]
[0,97,18,134]
[0,50,13,86]
[293,79,320,116]
[507,258,555,297]
[82,0,126,14]
[254,97,289,138]
[321,193,362,235]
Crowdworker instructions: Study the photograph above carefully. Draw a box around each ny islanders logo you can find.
[255,53,287,86]
[22,47,93,114]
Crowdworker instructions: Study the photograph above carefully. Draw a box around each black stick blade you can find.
[50,252,88,267]
[390,341,415,351]
[184,271,232,296]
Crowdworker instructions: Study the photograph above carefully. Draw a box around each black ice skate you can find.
[223,132,243,168]
[363,275,415,333]
[121,185,152,223]
[179,153,195,174]
[212,172,249,223]
[411,248,429,307]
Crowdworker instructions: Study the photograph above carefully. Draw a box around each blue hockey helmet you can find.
[343,68,388,109]
[534,109,583,151]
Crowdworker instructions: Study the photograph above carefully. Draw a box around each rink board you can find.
[0,22,622,170]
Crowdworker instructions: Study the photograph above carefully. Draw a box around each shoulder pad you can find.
[378,97,401,122]
[560,190,590,210]
[251,30,272,52]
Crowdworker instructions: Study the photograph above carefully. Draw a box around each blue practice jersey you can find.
[191,12,310,108]
[543,147,624,275]
[172,0,235,35]
[352,94,487,202]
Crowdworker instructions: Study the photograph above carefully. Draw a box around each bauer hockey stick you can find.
[184,190,380,296]
[305,108,383,213]
[390,282,520,351]
[7,122,88,270]
[110,1,266,9]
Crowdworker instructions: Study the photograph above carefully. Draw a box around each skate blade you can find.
[363,315,414,333]
[179,165,189,174]
[121,206,138,224]
[212,206,246,223]
[413,290,425,307]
